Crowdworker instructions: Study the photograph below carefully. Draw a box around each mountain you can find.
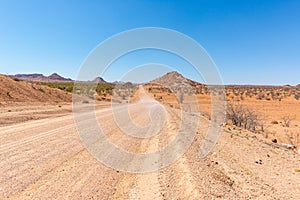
[47,73,73,82]
[112,81,126,85]
[0,74,71,105]
[150,71,204,88]
[11,73,73,82]
[92,77,107,84]
[296,84,300,88]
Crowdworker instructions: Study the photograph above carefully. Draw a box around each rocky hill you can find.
[151,71,203,87]
[92,77,107,84]
[147,71,205,95]
[0,74,71,105]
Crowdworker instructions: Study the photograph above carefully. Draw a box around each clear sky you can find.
[0,0,299,85]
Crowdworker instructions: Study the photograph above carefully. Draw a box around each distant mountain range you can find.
[9,73,142,86]
[11,73,73,82]
[10,73,111,84]
[8,72,300,87]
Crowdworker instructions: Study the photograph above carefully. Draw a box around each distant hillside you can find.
[92,77,107,84]
[147,71,205,94]
[150,71,204,87]
[0,74,71,105]
[11,73,73,82]
[146,71,300,101]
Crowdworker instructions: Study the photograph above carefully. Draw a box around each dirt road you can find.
[1,90,299,199]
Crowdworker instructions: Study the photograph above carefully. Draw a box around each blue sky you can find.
[0,0,299,85]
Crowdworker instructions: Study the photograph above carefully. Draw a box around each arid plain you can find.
[0,72,300,199]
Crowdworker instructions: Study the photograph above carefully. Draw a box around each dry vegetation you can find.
[144,72,300,151]
[93,82,138,103]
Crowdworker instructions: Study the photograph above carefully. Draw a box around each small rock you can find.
[255,160,263,165]
[282,143,296,149]
[272,139,277,143]
[294,168,300,173]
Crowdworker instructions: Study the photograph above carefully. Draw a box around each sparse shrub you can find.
[96,83,115,95]
[281,115,295,127]
[257,93,265,100]
[226,103,261,132]
[40,82,74,93]
[202,112,211,120]
[13,78,22,82]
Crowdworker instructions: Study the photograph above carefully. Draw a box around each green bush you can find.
[40,82,74,93]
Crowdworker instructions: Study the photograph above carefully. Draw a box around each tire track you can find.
[6,103,150,199]
[0,105,128,153]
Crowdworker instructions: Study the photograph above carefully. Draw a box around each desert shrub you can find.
[226,103,261,132]
[281,115,295,127]
[38,88,45,93]
[40,82,74,93]
[13,78,22,82]
[257,93,265,100]
[96,83,114,95]
[202,112,211,120]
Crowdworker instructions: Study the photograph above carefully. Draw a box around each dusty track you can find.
[1,90,299,199]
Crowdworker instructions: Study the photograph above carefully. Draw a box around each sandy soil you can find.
[0,87,300,199]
